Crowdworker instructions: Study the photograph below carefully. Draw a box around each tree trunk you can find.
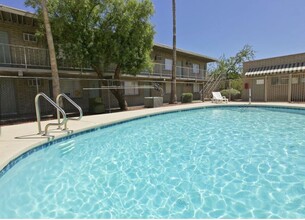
[111,88,128,111]
[93,65,128,111]
[169,0,177,104]
[113,65,128,110]
[41,0,60,102]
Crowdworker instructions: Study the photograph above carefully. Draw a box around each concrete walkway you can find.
[1,101,305,171]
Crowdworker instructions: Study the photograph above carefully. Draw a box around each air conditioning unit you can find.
[155,55,162,61]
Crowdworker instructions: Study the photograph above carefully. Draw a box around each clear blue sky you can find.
[1,0,305,60]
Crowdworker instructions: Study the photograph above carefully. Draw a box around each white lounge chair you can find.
[212,92,228,103]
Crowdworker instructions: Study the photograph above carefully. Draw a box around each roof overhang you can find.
[153,43,217,63]
[245,62,305,76]
[0,4,36,18]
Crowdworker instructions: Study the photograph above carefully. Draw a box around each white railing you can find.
[0,43,50,68]
[0,43,208,80]
[139,63,208,80]
[0,43,89,70]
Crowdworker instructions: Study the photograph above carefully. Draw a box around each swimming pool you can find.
[0,106,305,218]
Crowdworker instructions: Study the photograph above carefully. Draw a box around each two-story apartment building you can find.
[0,5,216,120]
[242,53,305,102]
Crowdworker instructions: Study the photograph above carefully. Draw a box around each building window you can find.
[292,77,298,84]
[280,78,289,85]
[23,33,37,42]
[124,81,139,95]
[28,79,41,87]
[193,83,200,92]
[271,77,279,85]
[164,59,172,70]
[193,64,200,74]
[256,79,264,85]
[301,78,305,83]
[61,80,82,98]
[154,55,162,61]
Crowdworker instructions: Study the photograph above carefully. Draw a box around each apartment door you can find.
[0,31,11,64]
[0,79,17,116]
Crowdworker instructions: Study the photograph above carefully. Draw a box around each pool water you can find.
[1,107,305,218]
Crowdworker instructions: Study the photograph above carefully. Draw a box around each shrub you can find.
[230,78,243,92]
[220,89,241,100]
[181,93,193,103]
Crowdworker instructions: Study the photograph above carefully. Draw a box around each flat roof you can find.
[154,43,217,63]
[244,52,305,64]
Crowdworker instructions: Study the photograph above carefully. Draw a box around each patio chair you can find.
[212,92,228,103]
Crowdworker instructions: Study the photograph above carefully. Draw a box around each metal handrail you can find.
[200,74,216,100]
[201,73,224,100]
[35,92,67,135]
[208,74,223,93]
[56,93,83,130]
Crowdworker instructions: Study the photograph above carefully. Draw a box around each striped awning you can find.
[245,62,305,76]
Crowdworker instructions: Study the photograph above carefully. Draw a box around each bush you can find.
[220,89,241,100]
[181,93,193,103]
[230,78,243,92]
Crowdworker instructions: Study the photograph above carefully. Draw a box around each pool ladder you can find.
[35,92,83,136]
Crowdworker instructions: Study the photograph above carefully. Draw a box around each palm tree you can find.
[169,0,177,104]
[41,0,60,101]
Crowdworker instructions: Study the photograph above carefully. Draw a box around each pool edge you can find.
[2,102,305,177]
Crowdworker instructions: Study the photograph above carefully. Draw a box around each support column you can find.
[264,75,268,102]
[288,74,292,103]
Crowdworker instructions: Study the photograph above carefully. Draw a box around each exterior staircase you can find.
[200,73,226,101]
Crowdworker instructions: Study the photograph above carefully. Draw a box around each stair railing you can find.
[35,92,67,135]
[56,93,83,130]
[201,73,224,100]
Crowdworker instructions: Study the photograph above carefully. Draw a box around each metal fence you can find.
[0,76,206,124]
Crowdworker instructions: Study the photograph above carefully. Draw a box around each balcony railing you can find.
[0,43,208,80]
[138,63,207,80]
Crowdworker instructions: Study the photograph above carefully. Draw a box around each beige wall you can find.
[243,53,305,102]
[151,48,207,71]
[242,73,305,102]
[243,53,305,73]
[0,20,45,48]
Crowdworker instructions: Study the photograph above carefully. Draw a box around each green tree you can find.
[210,44,255,91]
[170,0,177,104]
[26,0,155,110]
[211,44,255,79]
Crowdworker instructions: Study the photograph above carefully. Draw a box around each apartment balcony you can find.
[0,43,208,80]
[0,43,90,73]
[137,63,207,80]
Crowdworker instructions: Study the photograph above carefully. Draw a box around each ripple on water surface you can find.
[0,107,305,218]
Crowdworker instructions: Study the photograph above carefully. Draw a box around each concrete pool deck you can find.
[1,101,305,171]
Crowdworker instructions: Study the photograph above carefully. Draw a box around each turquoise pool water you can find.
[0,106,305,218]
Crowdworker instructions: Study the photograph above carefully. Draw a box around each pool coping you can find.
[1,101,305,174]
